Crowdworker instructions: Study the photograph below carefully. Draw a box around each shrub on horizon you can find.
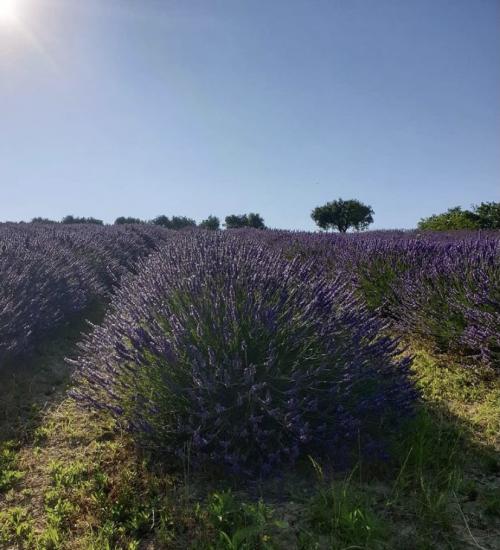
[71,234,417,477]
[61,215,104,225]
[473,202,500,230]
[418,202,500,231]
[224,213,266,229]
[199,215,220,230]
[30,217,58,224]
[114,216,144,225]
[418,207,480,231]
[150,215,197,230]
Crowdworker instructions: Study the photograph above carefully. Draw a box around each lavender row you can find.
[71,233,417,476]
[0,223,173,365]
[239,229,500,373]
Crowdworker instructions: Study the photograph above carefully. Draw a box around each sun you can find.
[0,0,21,24]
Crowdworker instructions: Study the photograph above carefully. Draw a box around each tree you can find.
[114,216,143,225]
[170,216,197,230]
[61,215,103,225]
[418,207,480,230]
[31,217,58,224]
[247,212,266,229]
[199,215,220,230]
[418,202,500,231]
[224,214,249,229]
[311,199,374,232]
[151,215,171,228]
[224,213,266,229]
[150,215,196,229]
[473,202,500,229]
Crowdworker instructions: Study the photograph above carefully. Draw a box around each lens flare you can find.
[0,0,20,24]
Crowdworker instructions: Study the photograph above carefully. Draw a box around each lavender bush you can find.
[390,237,500,372]
[0,240,97,363]
[71,233,416,477]
[236,229,500,373]
[0,223,172,365]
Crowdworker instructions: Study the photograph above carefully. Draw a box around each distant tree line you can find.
[30,217,59,224]
[29,212,267,231]
[150,215,197,229]
[31,215,105,225]
[114,216,143,225]
[62,215,104,225]
[26,200,500,232]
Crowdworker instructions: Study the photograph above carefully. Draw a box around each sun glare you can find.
[0,0,20,24]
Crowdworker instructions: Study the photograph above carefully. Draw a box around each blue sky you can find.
[0,0,499,229]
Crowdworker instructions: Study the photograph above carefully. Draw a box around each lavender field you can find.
[0,224,499,549]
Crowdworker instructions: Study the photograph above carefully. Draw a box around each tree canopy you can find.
[418,202,500,230]
[199,215,220,230]
[417,207,479,230]
[247,212,266,229]
[61,215,104,225]
[472,202,500,229]
[114,217,143,225]
[224,214,248,229]
[311,199,374,232]
[31,217,58,224]
[151,215,197,229]
[224,213,266,229]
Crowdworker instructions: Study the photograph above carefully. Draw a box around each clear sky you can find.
[1,0,499,229]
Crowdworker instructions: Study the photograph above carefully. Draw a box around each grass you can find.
[0,301,107,442]
[0,316,498,548]
[0,442,24,493]
[297,459,388,549]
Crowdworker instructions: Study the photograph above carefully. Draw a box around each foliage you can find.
[61,215,104,225]
[224,214,248,229]
[418,207,480,230]
[200,215,221,230]
[170,216,197,229]
[0,442,24,492]
[225,213,266,229]
[311,198,374,232]
[150,214,171,227]
[71,233,416,477]
[247,212,266,229]
[114,216,144,225]
[418,202,500,231]
[30,217,58,224]
[473,201,500,229]
[0,507,36,547]
[203,490,285,549]
[302,478,387,549]
[151,215,197,229]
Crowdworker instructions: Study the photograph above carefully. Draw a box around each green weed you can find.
[299,463,388,550]
[202,490,287,549]
[0,441,24,492]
